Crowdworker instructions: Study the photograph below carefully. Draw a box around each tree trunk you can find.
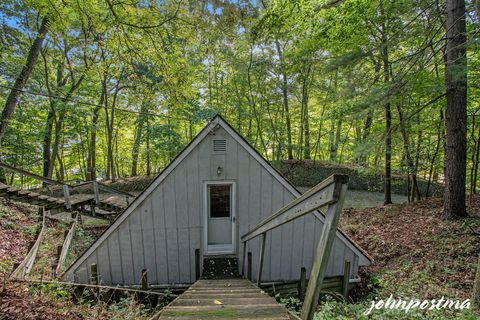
[443,0,467,219]
[42,103,55,179]
[302,66,311,160]
[86,91,104,181]
[396,103,421,201]
[381,8,392,205]
[131,104,147,176]
[473,252,480,309]
[0,17,50,143]
[275,40,293,160]
[42,58,64,180]
[146,115,151,177]
[473,123,480,194]
[427,108,444,197]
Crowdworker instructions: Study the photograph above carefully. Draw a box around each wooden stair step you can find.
[160,305,289,319]
[181,292,267,299]
[171,297,276,307]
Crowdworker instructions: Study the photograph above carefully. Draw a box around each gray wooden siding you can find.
[69,127,360,285]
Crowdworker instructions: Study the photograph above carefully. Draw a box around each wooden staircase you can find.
[0,182,130,218]
[151,279,292,320]
[0,182,68,209]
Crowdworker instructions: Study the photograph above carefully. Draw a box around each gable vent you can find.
[213,139,227,153]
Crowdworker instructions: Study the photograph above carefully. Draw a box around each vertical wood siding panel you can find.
[291,218,304,280]
[302,214,316,274]
[185,151,199,280]
[130,205,145,283]
[260,170,272,281]
[141,196,157,284]
[280,189,294,280]
[74,267,88,283]
[178,227,191,282]
[118,221,134,283]
[248,154,261,280]
[189,227,201,282]
[175,164,191,282]
[344,247,355,278]
[269,180,284,281]
[163,172,178,283]
[225,133,237,180]
[166,227,180,283]
[152,185,169,283]
[164,175,177,229]
[353,255,359,278]
[187,148,201,228]
[175,164,189,229]
[95,248,110,284]
[107,231,123,284]
[237,140,249,270]
[328,238,344,277]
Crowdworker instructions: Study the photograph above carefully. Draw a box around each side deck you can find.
[151,278,293,320]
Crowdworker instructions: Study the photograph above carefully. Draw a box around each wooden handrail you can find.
[241,174,348,243]
[240,174,349,320]
[0,162,64,186]
[97,182,136,198]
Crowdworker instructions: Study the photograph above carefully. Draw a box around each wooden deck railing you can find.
[241,174,349,320]
[0,161,134,210]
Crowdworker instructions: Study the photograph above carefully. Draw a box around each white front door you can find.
[204,182,236,254]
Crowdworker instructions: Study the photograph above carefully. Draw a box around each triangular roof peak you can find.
[63,114,371,277]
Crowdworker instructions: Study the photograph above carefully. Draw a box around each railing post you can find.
[242,242,247,276]
[141,269,148,291]
[195,249,201,281]
[90,263,98,285]
[63,185,71,210]
[257,232,266,286]
[247,252,252,281]
[342,260,351,298]
[301,183,348,320]
[92,181,100,204]
[298,267,306,301]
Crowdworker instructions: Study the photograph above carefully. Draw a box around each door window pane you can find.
[209,185,230,218]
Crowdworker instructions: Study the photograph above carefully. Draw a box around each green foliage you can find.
[3,219,16,230]
[274,160,444,196]
[107,297,149,319]
[22,224,37,238]
[313,301,478,320]
[28,283,74,301]
[276,294,303,312]
[1,0,478,192]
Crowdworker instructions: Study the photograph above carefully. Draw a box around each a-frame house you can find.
[63,115,371,286]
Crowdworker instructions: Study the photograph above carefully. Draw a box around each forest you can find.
[0,0,478,205]
[0,0,480,319]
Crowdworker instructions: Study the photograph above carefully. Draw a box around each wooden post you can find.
[90,263,98,285]
[92,181,100,204]
[298,267,306,301]
[63,185,71,210]
[342,261,351,298]
[195,249,201,281]
[247,252,252,281]
[56,245,62,259]
[301,184,348,320]
[257,232,266,286]
[242,242,247,276]
[141,269,148,291]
